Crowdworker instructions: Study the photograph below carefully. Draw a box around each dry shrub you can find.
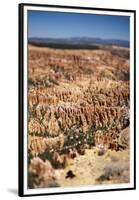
[96,161,129,184]
[28,157,59,188]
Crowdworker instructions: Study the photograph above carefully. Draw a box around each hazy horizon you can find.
[28,36,129,42]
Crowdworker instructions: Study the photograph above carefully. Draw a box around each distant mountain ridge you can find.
[28,37,129,48]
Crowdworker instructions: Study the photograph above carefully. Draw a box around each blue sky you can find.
[28,10,129,41]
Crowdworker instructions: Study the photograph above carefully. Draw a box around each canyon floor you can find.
[55,148,130,187]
